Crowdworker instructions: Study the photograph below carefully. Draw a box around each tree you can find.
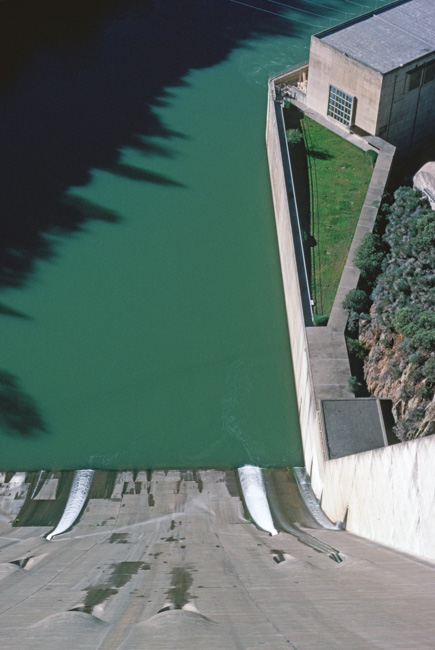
[353,232,385,283]
[342,288,370,314]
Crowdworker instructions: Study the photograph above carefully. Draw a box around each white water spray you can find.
[46,470,94,540]
[238,465,278,536]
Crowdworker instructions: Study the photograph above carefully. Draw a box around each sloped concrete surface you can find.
[0,470,434,649]
[321,434,435,561]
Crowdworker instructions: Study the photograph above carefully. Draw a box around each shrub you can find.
[346,310,360,334]
[394,406,426,440]
[393,309,435,351]
[286,128,303,145]
[380,335,394,349]
[348,376,362,394]
[416,383,430,398]
[353,232,385,282]
[313,314,328,326]
[389,361,402,379]
[423,356,435,384]
[342,288,371,314]
[400,382,414,400]
[346,337,368,360]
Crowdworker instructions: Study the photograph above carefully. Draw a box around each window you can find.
[327,86,354,126]
[423,62,435,85]
[407,69,422,91]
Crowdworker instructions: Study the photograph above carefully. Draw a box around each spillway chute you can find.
[238,465,278,536]
[46,470,94,540]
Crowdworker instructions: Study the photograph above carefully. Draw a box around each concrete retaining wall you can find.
[321,434,435,560]
[266,82,325,497]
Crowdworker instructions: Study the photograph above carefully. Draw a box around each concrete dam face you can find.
[1,3,434,648]
[0,469,434,649]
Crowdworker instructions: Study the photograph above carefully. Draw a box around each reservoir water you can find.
[0,0,382,470]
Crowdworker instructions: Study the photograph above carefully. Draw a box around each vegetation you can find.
[300,117,373,318]
[342,288,371,315]
[366,150,378,167]
[286,128,303,145]
[346,337,368,360]
[312,314,328,327]
[353,232,384,282]
[348,375,363,395]
[372,187,435,347]
[343,186,435,440]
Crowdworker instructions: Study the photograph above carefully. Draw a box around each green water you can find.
[0,5,380,470]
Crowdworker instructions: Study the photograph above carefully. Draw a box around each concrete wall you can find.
[321,434,435,560]
[306,36,383,134]
[377,58,435,154]
[266,82,325,497]
[306,36,435,155]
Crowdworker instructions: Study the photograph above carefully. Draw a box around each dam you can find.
[1,468,434,648]
[0,1,434,647]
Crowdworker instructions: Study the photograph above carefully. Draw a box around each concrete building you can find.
[279,0,435,154]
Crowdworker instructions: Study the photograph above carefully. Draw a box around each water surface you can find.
[0,0,382,469]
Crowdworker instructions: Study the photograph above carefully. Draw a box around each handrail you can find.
[268,60,309,83]
[272,89,313,324]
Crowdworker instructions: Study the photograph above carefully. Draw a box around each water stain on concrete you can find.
[193,470,203,493]
[167,566,193,609]
[109,533,129,544]
[82,562,150,614]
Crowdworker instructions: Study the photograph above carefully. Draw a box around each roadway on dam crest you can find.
[0,470,434,649]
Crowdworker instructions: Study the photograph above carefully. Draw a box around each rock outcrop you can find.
[361,321,435,441]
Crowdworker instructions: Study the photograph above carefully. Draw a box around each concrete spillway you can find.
[0,469,434,649]
[238,465,278,535]
[46,470,94,540]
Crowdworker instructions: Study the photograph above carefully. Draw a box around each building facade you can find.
[288,0,435,154]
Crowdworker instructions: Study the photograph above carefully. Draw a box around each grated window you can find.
[327,86,354,126]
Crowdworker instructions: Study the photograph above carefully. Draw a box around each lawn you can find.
[300,116,373,318]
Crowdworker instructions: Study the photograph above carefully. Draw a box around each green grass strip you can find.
[301,117,373,318]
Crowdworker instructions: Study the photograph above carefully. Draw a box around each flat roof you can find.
[317,0,435,74]
[321,399,387,460]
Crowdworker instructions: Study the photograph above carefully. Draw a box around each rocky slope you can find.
[361,321,435,441]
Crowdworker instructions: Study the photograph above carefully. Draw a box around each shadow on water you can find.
[102,162,187,187]
[0,0,308,293]
[0,0,351,441]
[0,371,49,437]
[0,0,352,294]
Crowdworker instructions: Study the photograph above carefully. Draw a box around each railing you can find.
[271,86,313,324]
[268,60,309,83]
